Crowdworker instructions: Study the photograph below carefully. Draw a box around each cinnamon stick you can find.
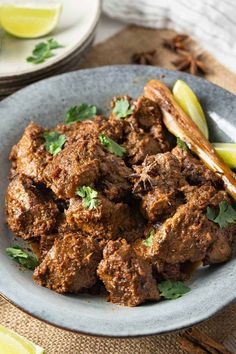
[187,328,232,354]
[177,335,208,354]
[177,328,233,354]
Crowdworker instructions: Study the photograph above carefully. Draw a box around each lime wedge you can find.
[173,79,209,139]
[212,143,236,169]
[0,1,62,38]
[0,324,44,354]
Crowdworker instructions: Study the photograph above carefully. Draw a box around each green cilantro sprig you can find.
[207,201,236,228]
[6,246,39,270]
[158,280,190,300]
[113,98,134,119]
[76,186,98,210]
[99,133,126,158]
[27,38,63,64]
[176,137,188,151]
[44,131,66,156]
[65,104,97,125]
[143,229,155,247]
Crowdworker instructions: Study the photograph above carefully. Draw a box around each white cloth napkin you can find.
[103,0,236,73]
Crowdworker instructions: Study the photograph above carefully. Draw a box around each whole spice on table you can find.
[172,52,208,76]
[177,328,233,354]
[131,49,157,65]
[162,34,189,52]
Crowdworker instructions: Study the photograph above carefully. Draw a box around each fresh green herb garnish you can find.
[44,131,66,156]
[143,229,155,247]
[113,98,134,119]
[27,38,63,64]
[6,246,39,270]
[99,133,126,157]
[176,137,188,150]
[158,280,190,300]
[76,186,98,210]
[65,104,97,124]
[206,201,236,228]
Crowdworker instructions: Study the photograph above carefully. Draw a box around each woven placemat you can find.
[1,297,235,354]
[1,26,236,353]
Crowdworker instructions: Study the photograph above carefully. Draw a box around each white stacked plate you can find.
[0,0,101,99]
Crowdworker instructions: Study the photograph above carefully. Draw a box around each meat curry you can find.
[5,80,236,307]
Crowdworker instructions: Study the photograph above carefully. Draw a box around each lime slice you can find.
[212,143,236,169]
[173,79,209,139]
[0,324,44,354]
[0,1,62,38]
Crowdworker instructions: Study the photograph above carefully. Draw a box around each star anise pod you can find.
[163,34,189,52]
[132,49,157,65]
[172,52,208,76]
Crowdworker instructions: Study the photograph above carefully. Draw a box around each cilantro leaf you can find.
[143,229,155,247]
[44,131,66,156]
[6,246,39,270]
[207,201,236,228]
[76,186,98,210]
[113,99,134,119]
[158,280,190,300]
[27,38,63,64]
[65,104,97,124]
[47,38,63,50]
[176,137,188,150]
[99,133,126,157]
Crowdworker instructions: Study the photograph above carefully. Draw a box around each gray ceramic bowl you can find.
[0,66,235,337]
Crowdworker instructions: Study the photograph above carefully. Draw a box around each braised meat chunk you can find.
[132,152,187,221]
[39,233,60,260]
[150,185,233,265]
[44,136,103,199]
[151,205,215,264]
[111,96,170,165]
[34,233,101,293]
[65,195,139,241]
[172,146,221,186]
[9,122,51,183]
[204,225,234,264]
[99,154,132,201]
[123,130,163,165]
[97,239,159,306]
[134,96,170,152]
[56,115,124,144]
[6,175,58,239]
[133,236,187,281]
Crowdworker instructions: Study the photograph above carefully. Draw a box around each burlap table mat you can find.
[1,26,236,353]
